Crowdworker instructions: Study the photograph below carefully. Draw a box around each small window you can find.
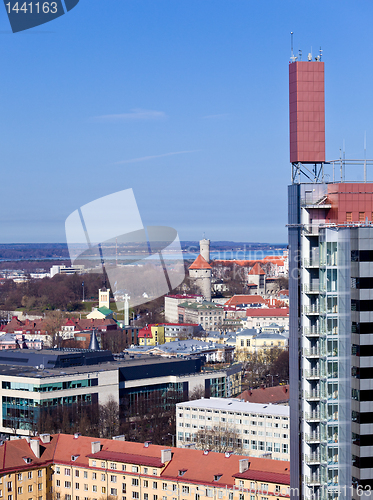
[346,212,352,222]
[359,212,365,222]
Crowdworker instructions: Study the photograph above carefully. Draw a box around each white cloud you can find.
[92,108,167,122]
[115,150,199,165]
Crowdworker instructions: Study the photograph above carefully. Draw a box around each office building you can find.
[0,349,240,436]
[288,53,373,499]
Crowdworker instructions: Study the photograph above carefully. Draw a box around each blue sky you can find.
[1,0,372,244]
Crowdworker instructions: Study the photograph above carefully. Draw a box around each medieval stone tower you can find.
[189,239,212,301]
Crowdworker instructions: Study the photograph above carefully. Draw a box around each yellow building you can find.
[235,330,287,354]
[0,434,290,500]
[138,325,165,346]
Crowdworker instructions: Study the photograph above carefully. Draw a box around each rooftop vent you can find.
[74,433,81,439]
[40,434,51,444]
[239,459,249,473]
[161,449,172,463]
[203,450,210,455]
[144,441,152,448]
[224,451,233,458]
[30,439,40,458]
[91,441,101,454]
[112,435,125,441]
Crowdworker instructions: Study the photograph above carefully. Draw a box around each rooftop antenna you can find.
[308,46,313,61]
[319,46,323,61]
[290,32,297,62]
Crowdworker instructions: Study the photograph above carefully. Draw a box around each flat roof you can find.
[176,397,289,416]
[0,353,202,379]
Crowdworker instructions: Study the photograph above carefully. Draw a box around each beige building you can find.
[0,433,291,500]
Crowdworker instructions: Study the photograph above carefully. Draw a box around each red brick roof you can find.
[189,254,212,270]
[238,385,290,404]
[246,308,289,317]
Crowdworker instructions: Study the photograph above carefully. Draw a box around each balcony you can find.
[303,284,325,294]
[305,476,324,486]
[304,368,325,380]
[305,454,324,465]
[303,327,326,338]
[304,412,326,422]
[303,259,320,268]
[305,390,326,401]
[304,433,326,443]
[303,347,326,358]
[303,305,322,316]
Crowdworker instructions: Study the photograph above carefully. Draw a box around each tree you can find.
[189,384,205,400]
[44,310,65,347]
[194,423,242,453]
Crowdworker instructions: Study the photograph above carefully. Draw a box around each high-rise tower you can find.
[288,51,373,500]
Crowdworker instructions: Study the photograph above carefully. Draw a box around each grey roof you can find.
[254,332,287,340]
[177,397,289,416]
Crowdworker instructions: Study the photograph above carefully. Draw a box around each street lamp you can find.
[167,433,176,447]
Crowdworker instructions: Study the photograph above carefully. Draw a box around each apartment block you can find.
[0,433,290,500]
[176,398,289,461]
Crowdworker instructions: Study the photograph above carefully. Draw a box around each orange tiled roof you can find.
[189,254,212,270]
[225,295,265,307]
[246,308,289,317]
[248,263,266,275]
[0,434,290,487]
[238,385,290,404]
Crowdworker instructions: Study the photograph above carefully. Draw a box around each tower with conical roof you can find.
[189,239,212,301]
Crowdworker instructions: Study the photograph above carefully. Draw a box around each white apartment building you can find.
[176,397,289,461]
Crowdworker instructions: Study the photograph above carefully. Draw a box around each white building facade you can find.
[176,398,289,461]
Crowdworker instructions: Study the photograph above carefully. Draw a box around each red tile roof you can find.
[238,385,290,404]
[189,254,212,270]
[246,308,289,317]
[225,295,265,307]
[0,434,290,487]
[233,469,290,485]
[248,263,266,275]
[87,450,164,467]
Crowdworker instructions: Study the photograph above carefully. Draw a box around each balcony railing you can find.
[303,305,322,315]
[304,433,326,443]
[304,368,326,379]
[305,390,326,401]
[304,411,326,422]
[305,454,325,464]
[303,347,326,357]
[303,259,320,268]
[305,475,325,486]
[303,284,325,294]
[303,327,326,338]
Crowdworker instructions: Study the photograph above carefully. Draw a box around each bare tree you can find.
[189,384,205,400]
[194,423,243,453]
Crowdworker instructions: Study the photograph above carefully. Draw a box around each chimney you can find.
[30,439,40,458]
[91,441,101,454]
[112,435,125,441]
[161,449,172,464]
[239,459,249,473]
[39,434,51,444]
